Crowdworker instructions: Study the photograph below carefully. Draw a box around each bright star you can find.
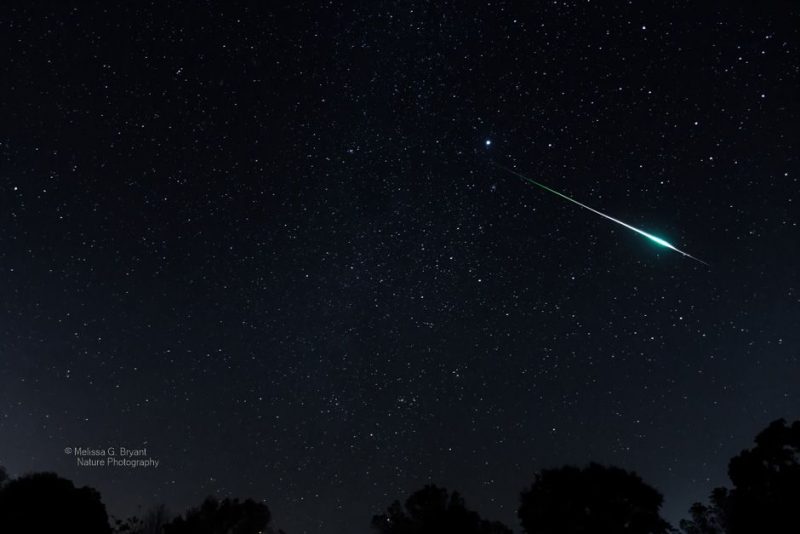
[485,139,492,146]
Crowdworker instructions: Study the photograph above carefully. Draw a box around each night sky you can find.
[1,2,798,533]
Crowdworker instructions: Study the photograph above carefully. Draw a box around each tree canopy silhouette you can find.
[0,471,111,534]
[680,418,800,534]
[680,490,728,534]
[518,463,672,534]
[113,503,171,534]
[163,496,271,534]
[372,484,511,534]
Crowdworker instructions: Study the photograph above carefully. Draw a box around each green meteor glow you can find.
[647,235,672,248]
[494,163,708,266]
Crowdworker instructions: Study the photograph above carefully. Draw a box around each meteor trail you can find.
[494,163,709,266]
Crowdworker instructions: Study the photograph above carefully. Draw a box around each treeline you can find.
[0,418,797,533]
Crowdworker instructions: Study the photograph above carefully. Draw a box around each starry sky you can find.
[1,2,798,533]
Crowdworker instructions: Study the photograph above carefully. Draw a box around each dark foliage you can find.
[681,419,800,534]
[0,471,111,534]
[726,419,800,533]
[679,491,728,534]
[518,463,672,534]
[163,496,271,534]
[113,503,171,534]
[372,484,511,534]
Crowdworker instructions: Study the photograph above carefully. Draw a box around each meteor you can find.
[494,163,709,266]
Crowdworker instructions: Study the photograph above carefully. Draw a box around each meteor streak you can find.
[494,163,708,266]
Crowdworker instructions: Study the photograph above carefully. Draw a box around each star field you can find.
[1,2,798,533]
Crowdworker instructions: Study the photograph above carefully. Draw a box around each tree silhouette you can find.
[0,471,111,534]
[163,496,271,534]
[372,484,511,534]
[518,463,672,534]
[113,514,143,533]
[679,490,728,534]
[140,503,170,534]
[726,418,800,533]
[113,503,171,533]
[681,419,800,534]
